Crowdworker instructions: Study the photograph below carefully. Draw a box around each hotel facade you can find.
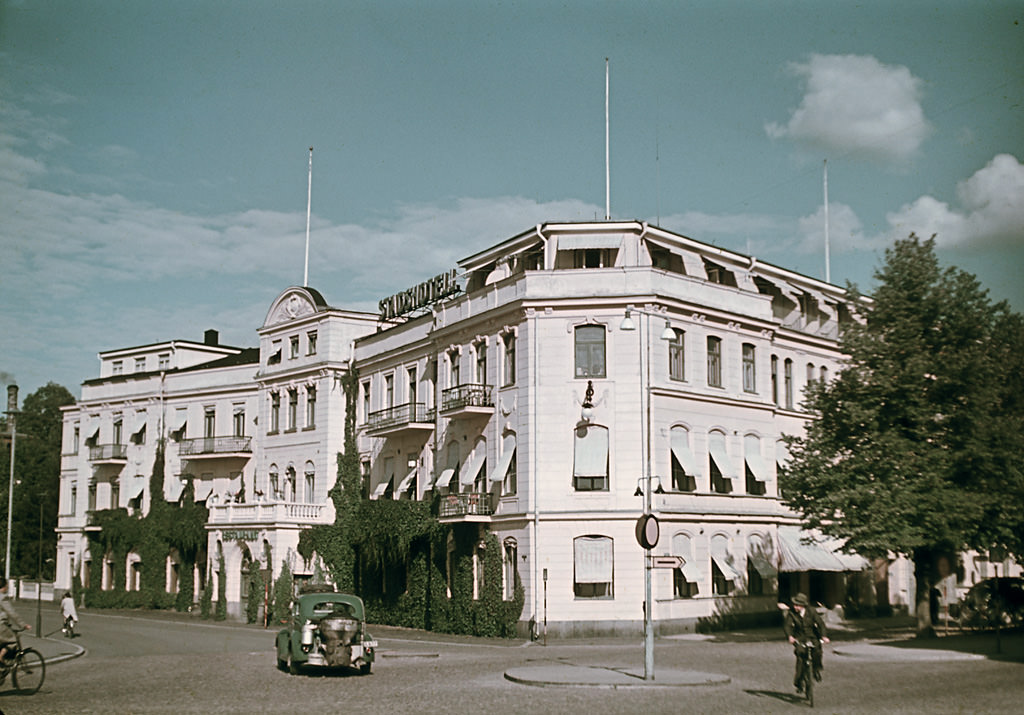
[57,221,889,630]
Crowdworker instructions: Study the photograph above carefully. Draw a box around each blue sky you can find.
[2,1,1022,399]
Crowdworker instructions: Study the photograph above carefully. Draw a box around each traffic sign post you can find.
[652,555,683,569]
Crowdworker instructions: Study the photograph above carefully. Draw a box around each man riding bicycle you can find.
[784,592,829,691]
[0,577,30,663]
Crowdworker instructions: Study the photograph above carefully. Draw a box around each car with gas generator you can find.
[276,590,376,675]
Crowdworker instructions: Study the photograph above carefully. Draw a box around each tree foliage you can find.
[0,382,74,579]
[781,234,1024,632]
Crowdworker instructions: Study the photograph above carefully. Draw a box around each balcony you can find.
[207,500,330,525]
[366,402,435,437]
[440,384,494,418]
[178,436,253,459]
[89,443,127,463]
[438,492,494,522]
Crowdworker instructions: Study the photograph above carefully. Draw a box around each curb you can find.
[504,664,731,689]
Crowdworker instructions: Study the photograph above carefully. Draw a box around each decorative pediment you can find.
[263,287,324,327]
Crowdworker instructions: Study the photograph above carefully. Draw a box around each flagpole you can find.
[823,159,830,284]
[304,146,313,287]
[605,58,610,221]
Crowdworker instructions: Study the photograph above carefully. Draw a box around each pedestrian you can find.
[783,592,829,691]
[61,591,79,636]
[0,576,30,662]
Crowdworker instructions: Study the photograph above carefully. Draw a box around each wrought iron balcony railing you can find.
[366,402,434,431]
[438,492,494,518]
[178,436,253,456]
[440,384,493,412]
[88,443,127,461]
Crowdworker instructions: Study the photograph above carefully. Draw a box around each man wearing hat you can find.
[784,593,829,691]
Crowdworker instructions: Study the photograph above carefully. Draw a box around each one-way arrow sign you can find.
[652,555,683,569]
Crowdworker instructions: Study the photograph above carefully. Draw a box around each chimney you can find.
[204,329,219,346]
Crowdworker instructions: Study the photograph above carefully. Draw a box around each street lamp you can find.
[620,305,674,681]
[5,384,19,583]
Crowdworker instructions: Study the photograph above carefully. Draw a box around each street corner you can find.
[29,634,86,666]
[832,642,985,662]
[504,663,731,689]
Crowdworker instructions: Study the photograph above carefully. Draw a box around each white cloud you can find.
[766,54,931,165]
[885,153,1024,250]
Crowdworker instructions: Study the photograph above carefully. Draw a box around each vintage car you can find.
[275,591,376,675]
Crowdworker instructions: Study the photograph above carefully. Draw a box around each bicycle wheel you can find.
[804,662,814,707]
[12,648,45,694]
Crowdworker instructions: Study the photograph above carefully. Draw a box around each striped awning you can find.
[777,526,868,573]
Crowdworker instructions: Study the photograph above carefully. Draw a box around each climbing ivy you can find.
[83,440,209,612]
[297,367,524,637]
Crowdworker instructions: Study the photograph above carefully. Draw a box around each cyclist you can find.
[784,592,829,691]
[61,591,79,636]
[0,576,30,663]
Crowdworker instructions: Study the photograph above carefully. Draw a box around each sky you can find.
[1,0,1022,401]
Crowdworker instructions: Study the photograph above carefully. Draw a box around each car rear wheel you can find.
[288,653,301,675]
[359,662,371,675]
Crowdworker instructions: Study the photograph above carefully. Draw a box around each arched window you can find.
[502,537,518,601]
[746,533,777,596]
[304,461,315,502]
[672,533,699,598]
[710,534,740,596]
[670,426,698,492]
[268,464,280,500]
[708,430,733,494]
[744,434,768,496]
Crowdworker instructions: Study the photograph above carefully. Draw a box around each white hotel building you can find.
[56,221,871,630]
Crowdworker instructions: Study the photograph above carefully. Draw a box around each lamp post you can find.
[5,384,19,583]
[620,306,675,681]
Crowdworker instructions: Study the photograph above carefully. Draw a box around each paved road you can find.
[6,602,1024,714]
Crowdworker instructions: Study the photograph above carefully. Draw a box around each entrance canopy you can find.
[777,526,869,573]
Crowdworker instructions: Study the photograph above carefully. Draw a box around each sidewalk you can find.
[17,632,85,666]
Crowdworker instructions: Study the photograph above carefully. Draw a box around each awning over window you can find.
[131,414,148,435]
[708,442,735,479]
[711,553,742,582]
[670,432,699,476]
[745,453,771,482]
[574,425,609,477]
[641,236,707,277]
[678,559,702,583]
[748,554,778,578]
[488,447,515,483]
[777,526,868,573]
[458,448,485,487]
[574,536,613,583]
[129,477,147,500]
[556,235,623,251]
[371,479,390,500]
[433,468,456,490]
[166,478,185,502]
[397,468,416,493]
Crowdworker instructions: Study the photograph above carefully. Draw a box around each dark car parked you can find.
[955,577,1024,629]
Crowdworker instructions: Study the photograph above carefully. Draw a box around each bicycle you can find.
[0,630,46,694]
[794,639,820,707]
[63,615,76,638]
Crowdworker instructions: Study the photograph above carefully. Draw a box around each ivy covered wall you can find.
[297,368,524,638]
[83,441,209,611]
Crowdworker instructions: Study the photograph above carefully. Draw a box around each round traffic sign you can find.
[635,514,659,549]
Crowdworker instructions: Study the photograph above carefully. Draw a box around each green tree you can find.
[0,382,75,579]
[780,234,1024,637]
